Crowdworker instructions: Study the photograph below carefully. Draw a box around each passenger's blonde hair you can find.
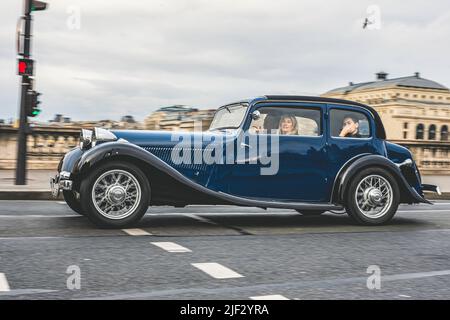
[279,115,298,135]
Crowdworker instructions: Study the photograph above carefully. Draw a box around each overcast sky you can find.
[1,0,449,121]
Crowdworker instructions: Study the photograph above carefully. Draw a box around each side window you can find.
[249,106,321,136]
[330,109,371,138]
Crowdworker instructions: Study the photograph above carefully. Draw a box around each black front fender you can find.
[333,155,431,205]
[75,141,169,175]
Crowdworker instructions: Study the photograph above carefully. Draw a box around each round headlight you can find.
[94,127,117,143]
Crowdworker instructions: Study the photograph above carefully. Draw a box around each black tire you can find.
[80,161,150,228]
[63,190,84,215]
[345,167,400,225]
[295,210,324,216]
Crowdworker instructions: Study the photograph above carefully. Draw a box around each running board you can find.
[217,192,343,211]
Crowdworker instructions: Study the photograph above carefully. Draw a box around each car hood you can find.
[110,129,235,148]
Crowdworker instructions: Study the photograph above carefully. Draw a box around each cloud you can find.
[0,0,449,121]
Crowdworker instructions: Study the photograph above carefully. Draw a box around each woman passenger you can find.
[278,115,299,135]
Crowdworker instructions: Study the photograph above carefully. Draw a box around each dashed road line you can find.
[398,294,412,298]
[0,273,10,292]
[151,242,192,253]
[250,294,289,300]
[122,228,152,236]
[191,263,244,279]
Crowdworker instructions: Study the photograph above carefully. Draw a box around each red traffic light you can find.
[18,58,33,76]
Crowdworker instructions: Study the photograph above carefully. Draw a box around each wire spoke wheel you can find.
[355,174,393,219]
[91,169,141,220]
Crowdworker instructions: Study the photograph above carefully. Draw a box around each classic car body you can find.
[51,95,440,227]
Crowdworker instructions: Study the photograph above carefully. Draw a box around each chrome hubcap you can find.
[91,169,141,220]
[355,175,393,219]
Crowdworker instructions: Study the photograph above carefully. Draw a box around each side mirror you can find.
[251,110,261,121]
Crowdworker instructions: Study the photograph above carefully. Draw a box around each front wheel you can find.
[80,161,150,228]
[345,168,400,225]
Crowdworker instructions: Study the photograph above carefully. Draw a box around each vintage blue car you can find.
[51,95,440,228]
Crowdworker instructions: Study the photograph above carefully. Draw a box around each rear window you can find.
[330,109,371,138]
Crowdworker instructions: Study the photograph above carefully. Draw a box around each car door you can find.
[221,102,329,202]
[325,104,383,200]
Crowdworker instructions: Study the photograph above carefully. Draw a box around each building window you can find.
[404,122,408,129]
[429,124,436,140]
[416,124,424,139]
[403,132,408,139]
[442,125,449,141]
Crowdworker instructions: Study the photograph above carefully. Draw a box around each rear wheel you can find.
[295,210,324,216]
[63,190,84,215]
[80,161,150,228]
[345,168,400,225]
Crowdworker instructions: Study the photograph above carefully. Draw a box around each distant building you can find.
[322,72,450,175]
[121,115,136,123]
[144,105,215,131]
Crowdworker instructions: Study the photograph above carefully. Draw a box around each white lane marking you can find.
[383,269,450,281]
[0,289,58,296]
[398,294,411,298]
[122,228,152,236]
[191,263,244,279]
[151,242,192,253]
[0,215,80,218]
[0,273,10,292]
[250,294,289,300]
[397,209,450,213]
[57,201,67,205]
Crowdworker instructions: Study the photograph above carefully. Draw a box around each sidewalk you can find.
[0,170,62,200]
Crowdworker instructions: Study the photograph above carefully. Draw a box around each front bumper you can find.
[50,171,73,198]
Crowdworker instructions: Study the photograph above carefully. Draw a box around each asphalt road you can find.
[0,201,450,300]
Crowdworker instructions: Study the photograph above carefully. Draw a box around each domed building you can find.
[322,72,450,187]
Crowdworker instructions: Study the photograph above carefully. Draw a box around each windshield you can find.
[209,104,248,130]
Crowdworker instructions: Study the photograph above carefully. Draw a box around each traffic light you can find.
[31,1,48,12]
[26,90,42,117]
[18,58,34,76]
